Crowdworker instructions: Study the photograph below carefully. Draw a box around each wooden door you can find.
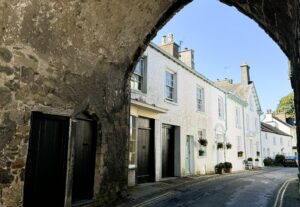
[71,118,97,206]
[162,125,175,178]
[24,112,69,207]
[136,118,154,183]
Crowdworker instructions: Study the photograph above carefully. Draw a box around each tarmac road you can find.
[119,167,299,207]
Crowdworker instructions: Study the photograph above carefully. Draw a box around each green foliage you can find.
[224,162,232,169]
[247,157,253,161]
[276,92,295,118]
[255,158,259,162]
[274,154,285,165]
[263,157,274,166]
[215,163,225,169]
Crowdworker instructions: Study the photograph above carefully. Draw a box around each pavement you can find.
[115,167,300,207]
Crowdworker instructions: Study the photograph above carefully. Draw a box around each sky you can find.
[152,0,292,114]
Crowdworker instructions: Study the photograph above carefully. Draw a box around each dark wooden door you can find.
[71,118,97,206]
[162,125,175,178]
[136,118,154,183]
[24,112,69,207]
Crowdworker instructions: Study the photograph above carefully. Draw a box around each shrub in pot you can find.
[274,154,285,166]
[226,143,232,149]
[255,158,259,162]
[224,162,232,173]
[247,157,253,162]
[199,150,205,156]
[199,138,208,146]
[237,151,243,157]
[217,142,224,149]
[215,163,225,174]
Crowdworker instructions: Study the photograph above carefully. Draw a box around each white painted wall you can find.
[130,43,263,184]
[261,131,293,159]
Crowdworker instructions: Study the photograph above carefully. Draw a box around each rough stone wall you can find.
[0,0,191,206]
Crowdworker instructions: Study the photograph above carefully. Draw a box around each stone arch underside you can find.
[0,0,299,206]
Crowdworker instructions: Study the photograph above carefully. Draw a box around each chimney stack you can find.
[179,48,195,69]
[159,33,179,59]
[240,63,250,85]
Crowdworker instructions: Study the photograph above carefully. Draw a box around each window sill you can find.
[131,89,146,95]
[164,99,178,106]
[196,110,206,114]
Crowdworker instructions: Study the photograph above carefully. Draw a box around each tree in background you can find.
[275,92,295,118]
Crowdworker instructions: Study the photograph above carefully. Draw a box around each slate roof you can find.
[215,81,251,100]
[261,122,292,137]
[272,116,295,128]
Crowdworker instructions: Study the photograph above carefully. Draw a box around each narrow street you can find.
[119,168,299,207]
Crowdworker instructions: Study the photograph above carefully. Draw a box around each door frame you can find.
[136,117,155,183]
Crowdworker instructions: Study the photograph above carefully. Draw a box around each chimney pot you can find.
[168,33,173,43]
[162,35,167,45]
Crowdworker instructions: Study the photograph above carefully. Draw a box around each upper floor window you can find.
[218,96,224,119]
[196,87,205,112]
[131,57,147,92]
[265,133,268,140]
[235,107,241,128]
[237,136,242,151]
[165,71,176,101]
[280,137,283,145]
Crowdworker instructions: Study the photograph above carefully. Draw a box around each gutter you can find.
[242,107,247,160]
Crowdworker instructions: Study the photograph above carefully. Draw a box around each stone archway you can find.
[0,0,299,206]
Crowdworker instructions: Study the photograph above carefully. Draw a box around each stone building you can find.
[128,35,263,186]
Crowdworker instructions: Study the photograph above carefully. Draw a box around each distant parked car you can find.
[283,156,298,167]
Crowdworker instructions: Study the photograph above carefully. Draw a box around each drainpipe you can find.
[242,107,247,161]
[224,93,228,162]
[259,113,263,167]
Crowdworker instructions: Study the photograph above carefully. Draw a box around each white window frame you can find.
[165,70,176,102]
[196,87,205,112]
[131,56,147,92]
[235,107,241,128]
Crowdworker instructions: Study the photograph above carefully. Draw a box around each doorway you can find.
[162,124,175,178]
[136,117,155,183]
[23,112,97,207]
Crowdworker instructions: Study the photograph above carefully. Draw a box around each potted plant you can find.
[215,163,225,174]
[224,162,232,173]
[217,142,224,149]
[247,157,253,162]
[246,157,253,170]
[199,138,208,146]
[256,151,260,157]
[199,149,205,156]
[237,151,243,157]
[226,143,232,149]
[255,158,259,162]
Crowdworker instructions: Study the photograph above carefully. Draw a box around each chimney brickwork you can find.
[240,63,251,85]
[179,48,195,69]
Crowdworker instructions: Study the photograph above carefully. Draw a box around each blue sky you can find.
[153,0,292,114]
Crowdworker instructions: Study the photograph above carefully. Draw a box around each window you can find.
[273,137,276,145]
[263,148,266,158]
[198,129,206,140]
[265,133,268,140]
[129,116,137,166]
[196,87,205,112]
[198,129,207,157]
[165,71,176,101]
[256,141,260,151]
[235,107,241,128]
[280,137,283,145]
[131,57,147,92]
[267,148,270,157]
[218,96,224,119]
